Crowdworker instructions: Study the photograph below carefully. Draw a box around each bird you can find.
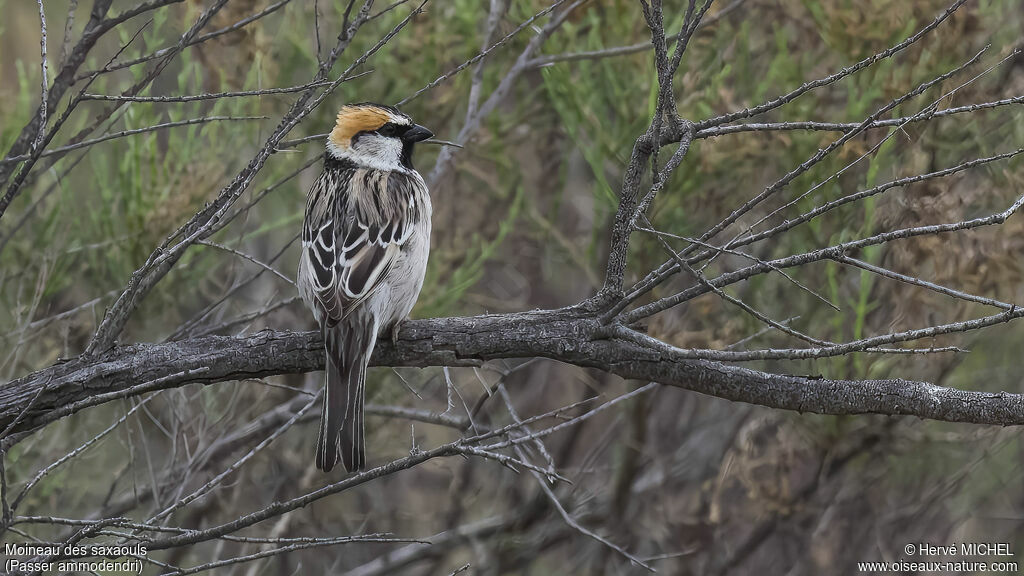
[298,102,434,472]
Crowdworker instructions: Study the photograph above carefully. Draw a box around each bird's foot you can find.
[391,317,409,347]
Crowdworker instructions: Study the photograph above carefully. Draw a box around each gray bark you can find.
[3,306,1022,439]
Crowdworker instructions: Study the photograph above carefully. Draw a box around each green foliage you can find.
[421,186,524,317]
[0,1,1019,384]
[3,3,1024,572]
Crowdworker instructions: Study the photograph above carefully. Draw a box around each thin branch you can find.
[635,224,838,312]
[79,81,332,102]
[465,0,506,123]
[190,297,301,338]
[58,0,77,68]
[396,0,574,106]
[622,94,1021,315]
[0,0,173,190]
[0,116,265,165]
[425,0,586,184]
[168,234,300,341]
[524,0,745,68]
[11,394,157,513]
[73,0,293,81]
[683,46,988,261]
[692,0,969,130]
[341,514,519,576]
[643,217,832,348]
[196,240,295,287]
[723,46,1015,256]
[614,309,1000,361]
[625,145,1024,309]
[145,393,320,525]
[495,383,652,570]
[151,535,424,576]
[530,462,653,571]
[835,255,1014,311]
[622,188,1024,324]
[693,94,1024,138]
[0,0,228,220]
[32,0,49,152]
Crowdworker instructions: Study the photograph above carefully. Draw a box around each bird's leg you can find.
[390,317,409,347]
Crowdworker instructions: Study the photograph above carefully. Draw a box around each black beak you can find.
[402,124,433,143]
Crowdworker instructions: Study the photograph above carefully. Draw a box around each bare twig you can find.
[79,81,332,102]
[524,0,745,68]
[32,0,49,152]
[0,116,266,165]
[73,0,293,81]
[196,240,296,287]
[397,0,574,107]
[693,0,970,130]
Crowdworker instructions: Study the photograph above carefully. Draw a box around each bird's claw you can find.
[391,318,408,347]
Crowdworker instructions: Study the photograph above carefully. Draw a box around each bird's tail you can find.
[316,315,375,472]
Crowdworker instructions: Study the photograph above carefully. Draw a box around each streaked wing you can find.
[302,167,424,324]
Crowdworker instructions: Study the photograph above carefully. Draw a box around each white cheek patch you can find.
[355,133,405,170]
[334,133,405,172]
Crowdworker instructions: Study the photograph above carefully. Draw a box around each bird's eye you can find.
[377,123,413,138]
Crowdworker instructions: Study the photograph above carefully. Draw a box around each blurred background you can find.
[2,0,1024,574]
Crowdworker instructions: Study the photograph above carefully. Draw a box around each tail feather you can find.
[338,358,366,472]
[316,317,375,472]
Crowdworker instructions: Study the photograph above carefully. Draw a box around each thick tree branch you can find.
[4,310,1024,442]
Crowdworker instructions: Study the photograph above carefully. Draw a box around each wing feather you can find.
[301,166,425,325]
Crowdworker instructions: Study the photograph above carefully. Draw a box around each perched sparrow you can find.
[298,103,433,472]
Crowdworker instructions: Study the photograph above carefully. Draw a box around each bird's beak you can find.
[402,124,433,143]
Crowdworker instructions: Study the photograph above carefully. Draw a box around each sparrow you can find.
[298,103,433,472]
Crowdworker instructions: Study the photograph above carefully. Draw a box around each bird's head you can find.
[326,103,433,172]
